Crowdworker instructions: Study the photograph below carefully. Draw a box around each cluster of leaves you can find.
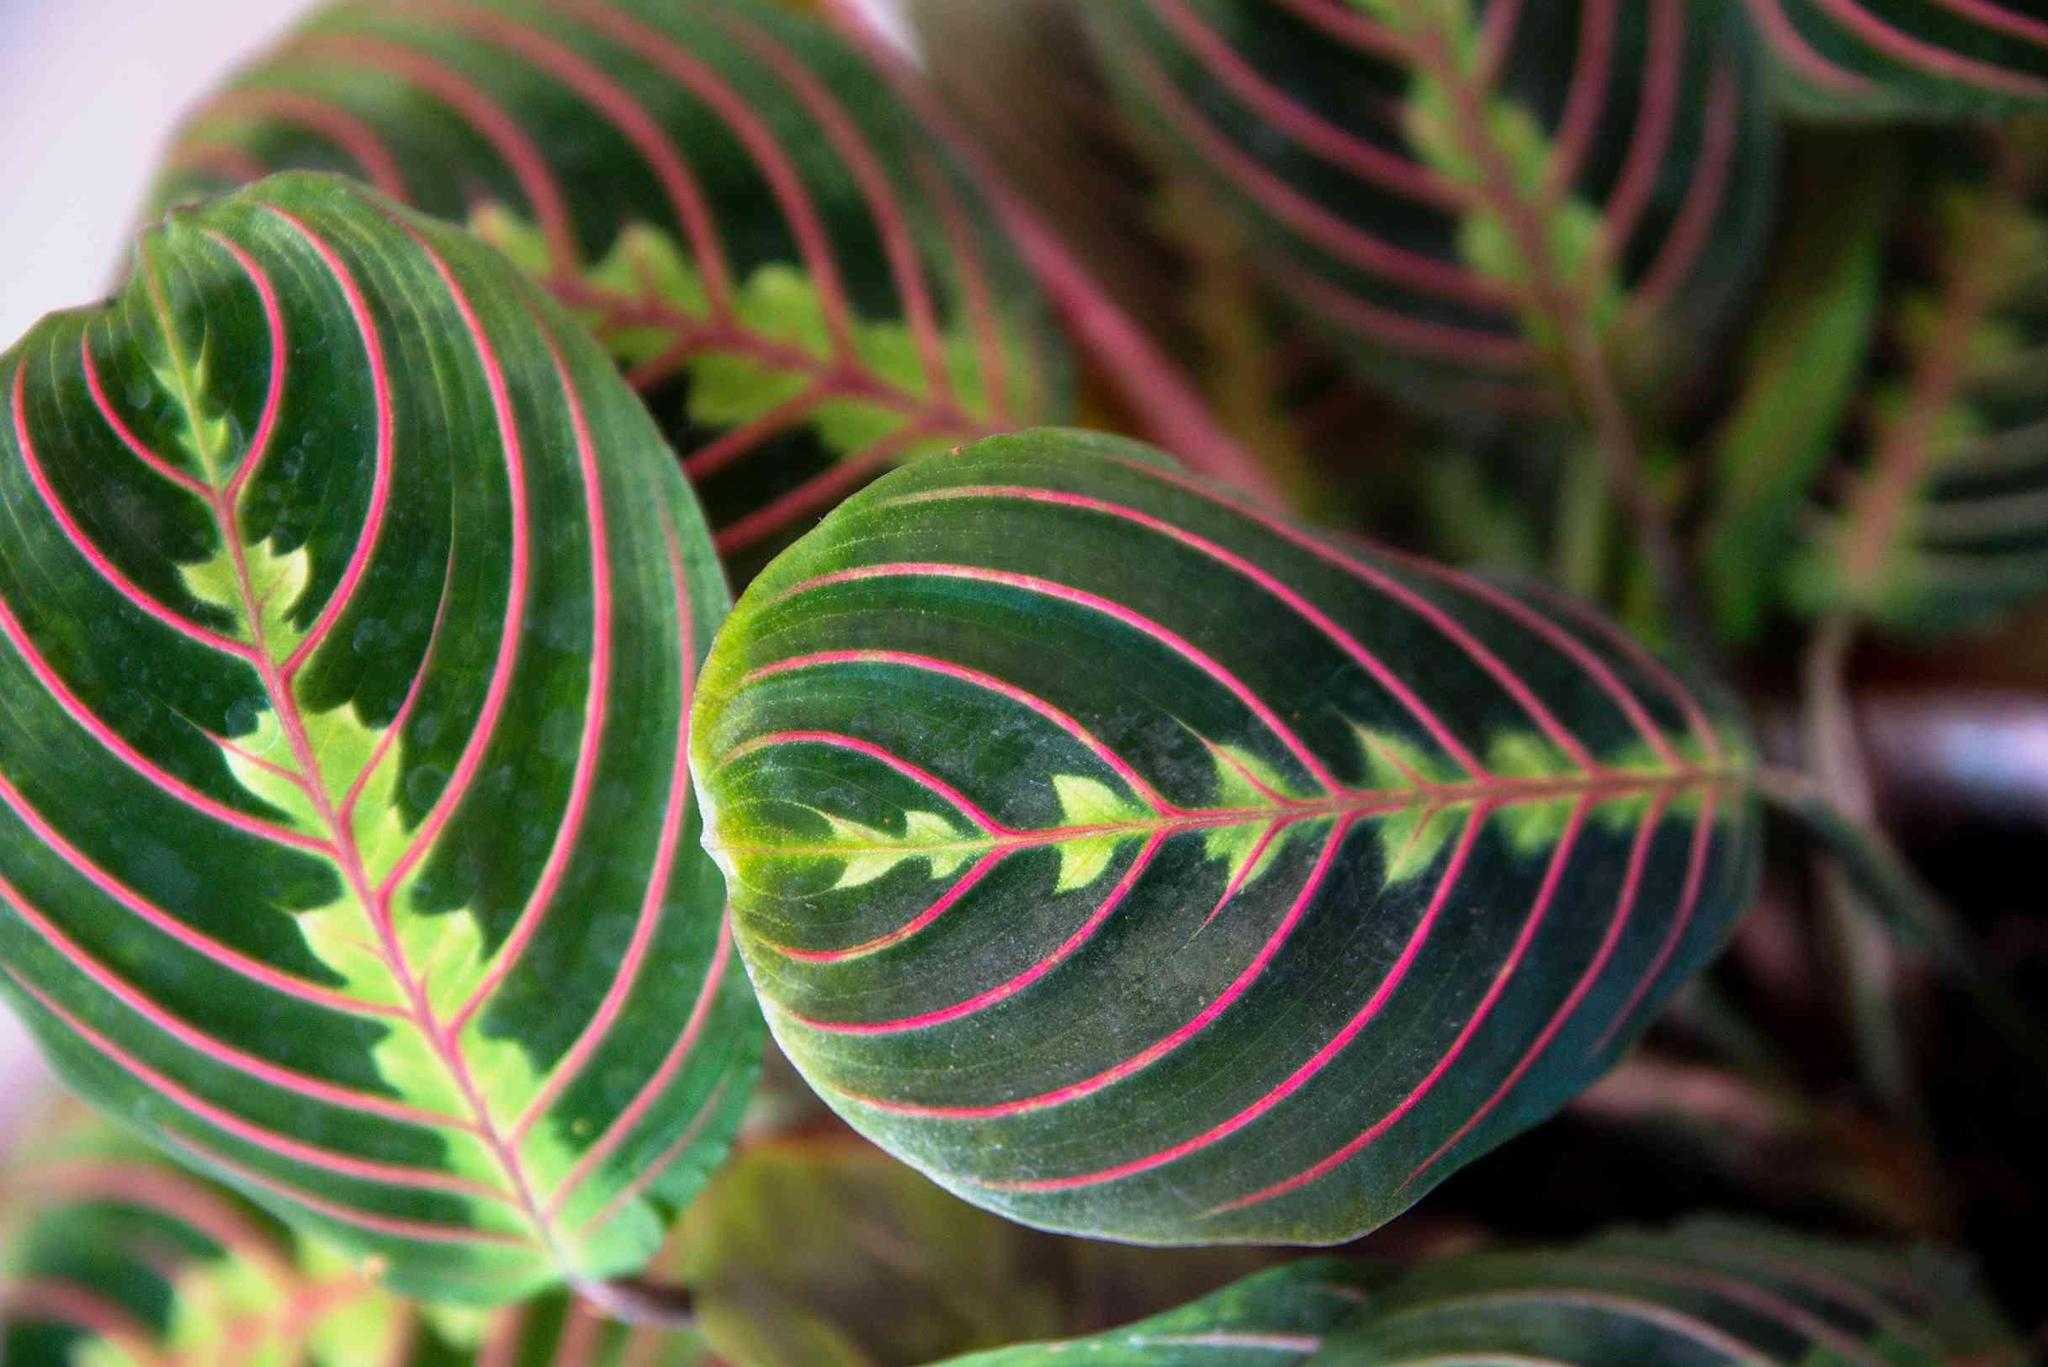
[0,0,2041,1362]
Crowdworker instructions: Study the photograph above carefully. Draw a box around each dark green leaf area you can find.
[1756,0,2048,117]
[0,172,755,1305]
[695,430,1761,1246]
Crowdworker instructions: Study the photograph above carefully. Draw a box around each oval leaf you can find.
[941,1260,1382,1366]
[1321,1219,2022,1364]
[0,1107,712,1364]
[0,172,758,1304]
[1797,126,2048,634]
[692,429,1760,1245]
[944,1221,2020,1366]
[1745,0,2048,116]
[152,0,1071,583]
[1080,0,1775,413]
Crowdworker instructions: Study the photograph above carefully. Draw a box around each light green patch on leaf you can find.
[1049,774,1150,892]
[69,1239,405,1367]
[297,1244,405,1367]
[1203,740,1307,808]
[1198,738,1320,886]
[142,335,235,482]
[184,532,608,1256]
[818,808,977,889]
[1350,726,1470,883]
[1488,730,1586,853]
[1368,0,1622,345]
[74,1248,277,1367]
[470,207,1017,480]
[179,535,310,655]
[218,688,580,1242]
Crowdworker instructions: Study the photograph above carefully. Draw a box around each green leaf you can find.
[939,1260,1384,1366]
[1318,1219,2024,1365]
[1797,124,2048,634]
[1080,0,1776,416]
[947,1219,2022,1365]
[0,1106,713,1365]
[0,172,758,1304]
[1704,130,1896,643]
[1746,0,2048,117]
[0,1107,413,1366]
[150,0,1072,584]
[692,429,1761,1246]
[669,1135,1071,1366]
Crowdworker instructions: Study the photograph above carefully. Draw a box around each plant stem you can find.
[1554,440,1611,599]
[1800,617,1919,1125]
[1755,766,2048,1090]
[577,1277,698,1331]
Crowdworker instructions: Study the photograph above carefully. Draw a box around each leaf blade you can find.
[1748,0,2048,116]
[1080,0,1777,415]
[0,172,758,1304]
[153,0,1071,584]
[693,429,1760,1245]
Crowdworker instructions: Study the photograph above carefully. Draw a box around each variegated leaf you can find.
[152,0,1071,583]
[1319,1220,2023,1365]
[944,1221,2022,1366]
[940,1260,1383,1366]
[0,1108,712,1365]
[0,173,757,1304]
[1797,124,2048,634]
[1079,0,1776,414]
[1745,0,2048,116]
[1705,131,1896,643]
[0,1108,410,1366]
[692,429,1760,1245]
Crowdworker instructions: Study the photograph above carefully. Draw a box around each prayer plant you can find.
[0,1,2041,1363]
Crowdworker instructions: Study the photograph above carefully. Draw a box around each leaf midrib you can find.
[138,245,562,1263]
[1836,136,2039,594]
[714,763,1747,860]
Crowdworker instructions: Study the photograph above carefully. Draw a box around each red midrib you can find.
[1838,139,2034,593]
[715,761,1746,862]
[556,276,1001,436]
[207,504,560,1264]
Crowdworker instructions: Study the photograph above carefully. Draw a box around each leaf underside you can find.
[693,430,1760,1246]
[938,1220,2019,1365]
[1319,1220,2021,1365]
[1801,125,2048,633]
[1082,0,1775,412]
[152,0,1071,584]
[0,173,758,1305]
[1746,0,2048,116]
